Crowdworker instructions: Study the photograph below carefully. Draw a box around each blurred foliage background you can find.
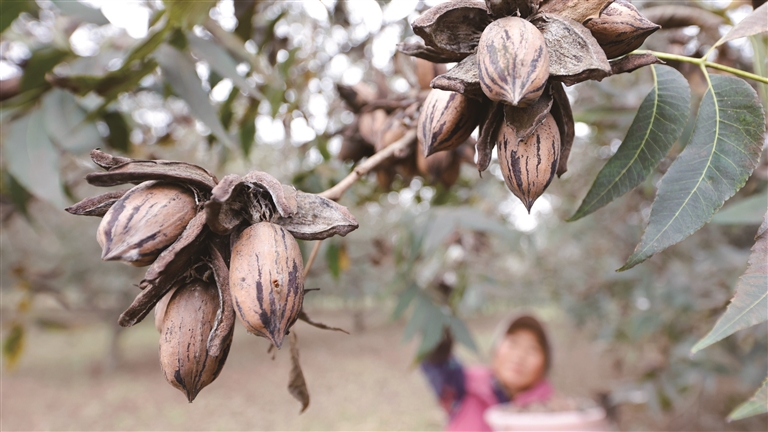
[1,0,767,430]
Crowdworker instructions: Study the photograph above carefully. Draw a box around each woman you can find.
[421,314,553,431]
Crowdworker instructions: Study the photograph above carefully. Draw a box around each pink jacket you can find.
[422,362,553,432]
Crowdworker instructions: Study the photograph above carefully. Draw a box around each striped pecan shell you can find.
[477,16,549,107]
[229,222,304,348]
[97,181,197,267]
[418,89,481,156]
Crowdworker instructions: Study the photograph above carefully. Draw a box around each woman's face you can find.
[492,328,546,395]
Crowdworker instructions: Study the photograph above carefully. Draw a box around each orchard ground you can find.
[1,306,764,431]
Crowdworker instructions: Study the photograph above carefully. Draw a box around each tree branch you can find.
[319,129,417,201]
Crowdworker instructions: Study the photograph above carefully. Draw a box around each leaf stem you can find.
[635,50,768,85]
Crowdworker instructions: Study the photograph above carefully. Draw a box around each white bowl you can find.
[484,404,609,432]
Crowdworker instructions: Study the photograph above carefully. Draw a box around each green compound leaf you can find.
[728,377,768,421]
[620,74,766,271]
[570,65,690,221]
[692,212,767,354]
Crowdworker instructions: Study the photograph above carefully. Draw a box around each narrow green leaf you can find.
[620,75,766,271]
[164,0,216,29]
[448,316,478,352]
[50,0,109,25]
[239,98,259,157]
[3,111,66,208]
[1,0,34,34]
[2,323,25,369]
[417,304,448,357]
[691,212,768,353]
[122,22,171,68]
[219,86,239,130]
[0,171,32,220]
[402,295,430,342]
[188,33,258,98]
[392,284,419,320]
[728,377,768,421]
[102,111,131,152]
[20,47,70,92]
[715,3,768,48]
[234,0,256,41]
[325,242,340,280]
[42,89,102,153]
[154,44,236,148]
[570,65,690,220]
[711,194,768,225]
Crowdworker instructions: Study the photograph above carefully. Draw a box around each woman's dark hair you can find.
[505,315,552,374]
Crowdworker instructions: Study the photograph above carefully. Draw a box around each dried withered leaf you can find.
[503,85,553,142]
[538,0,614,23]
[119,212,207,327]
[86,157,218,191]
[585,0,659,59]
[535,13,611,86]
[610,53,661,76]
[397,41,468,63]
[358,109,388,146]
[476,102,505,173]
[275,191,359,240]
[97,181,197,267]
[159,279,232,402]
[498,113,561,211]
[486,0,533,18]
[477,16,549,107]
[230,222,304,348]
[550,82,574,177]
[412,0,492,58]
[430,54,484,100]
[418,89,481,156]
[207,244,236,358]
[298,310,350,334]
[415,58,447,90]
[65,190,127,217]
[288,331,310,413]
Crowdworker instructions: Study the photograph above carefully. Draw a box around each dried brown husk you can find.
[585,0,659,59]
[274,191,360,240]
[417,146,462,187]
[477,16,549,107]
[206,243,236,357]
[397,40,469,63]
[119,211,208,327]
[535,13,612,85]
[336,83,377,113]
[430,54,484,101]
[153,286,177,333]
[538,0,614,23]
[204,172,298,235]
[376,113,408,152]
[229,222,304,348]
[159,279,232,402]
[476,102,505,173]
[415,58,447,90]
[338,121,375,163]
[358,109,388,146]
[97,181,197,267]
[503,85,554,142]
[609,53,661,76]
[418,89,481,156]
[412,0,492,59]
[497,113,561,211]
[485,0,534,18]
[86,150,218,191]
[549,82,574,177]
[65,190,128,217]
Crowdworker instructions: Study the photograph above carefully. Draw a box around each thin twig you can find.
[319,129,417,201]
[302,241,322,279]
